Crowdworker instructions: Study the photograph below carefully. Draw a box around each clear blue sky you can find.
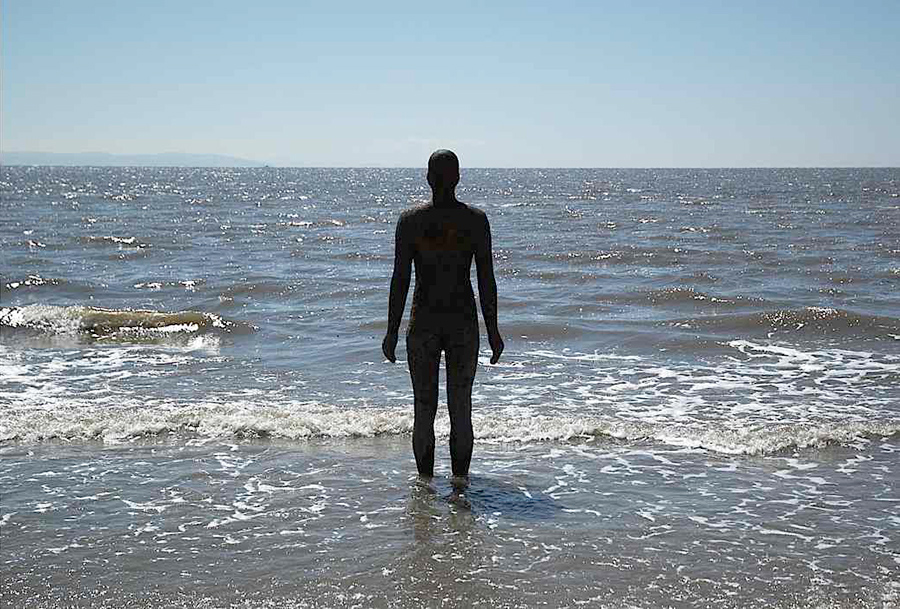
[2,0,898,167]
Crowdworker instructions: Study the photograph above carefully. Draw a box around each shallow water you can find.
[1,167,899,607]
[2,438,899,608]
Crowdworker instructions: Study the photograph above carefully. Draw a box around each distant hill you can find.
[1,151,268,167]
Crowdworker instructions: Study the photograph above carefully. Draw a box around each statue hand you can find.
[382,332,398,363]
[489,332,504,365]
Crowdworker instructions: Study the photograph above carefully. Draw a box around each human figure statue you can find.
[382,149,504,480]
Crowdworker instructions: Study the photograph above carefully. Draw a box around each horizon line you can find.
[2,164,898,170]
[0,150,900,171]
[2,152,897,170]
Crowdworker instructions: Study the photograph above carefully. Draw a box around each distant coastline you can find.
[2,153,895,169]
[1,151,267,167]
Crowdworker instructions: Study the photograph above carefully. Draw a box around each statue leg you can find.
[406,331,441,477]
[445,324,478,477]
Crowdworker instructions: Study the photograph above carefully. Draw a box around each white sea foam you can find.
[0,393,896,455]
[2,335,898,454]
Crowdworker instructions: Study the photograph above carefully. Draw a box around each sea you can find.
[1,166,898,608]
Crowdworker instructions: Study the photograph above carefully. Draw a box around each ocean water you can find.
[1,166,898,608]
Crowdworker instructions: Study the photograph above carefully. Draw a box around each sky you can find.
[2,0,898,167]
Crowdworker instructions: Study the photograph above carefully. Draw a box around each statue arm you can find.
[475,213,503,363]
[384,214,412,361]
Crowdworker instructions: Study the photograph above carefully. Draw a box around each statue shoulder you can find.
[465,205,490,231]
[399,204,431,224]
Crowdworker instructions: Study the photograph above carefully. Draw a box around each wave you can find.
[218,280,299,299]
[80,235,150,248]
[1,399,897,455]
[0,304,253,340]
[626,287,764,307]
[665,307,900,338]
[3,275,65,291]
[277,218,347,230]
[133,279,205,291]
[524,249,671,267]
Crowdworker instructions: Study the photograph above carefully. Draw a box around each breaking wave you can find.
[0,304,252,341]
[1,399,897,455]
[628,287,765,307]
[665,307,900,338]
[80,235,150,248]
